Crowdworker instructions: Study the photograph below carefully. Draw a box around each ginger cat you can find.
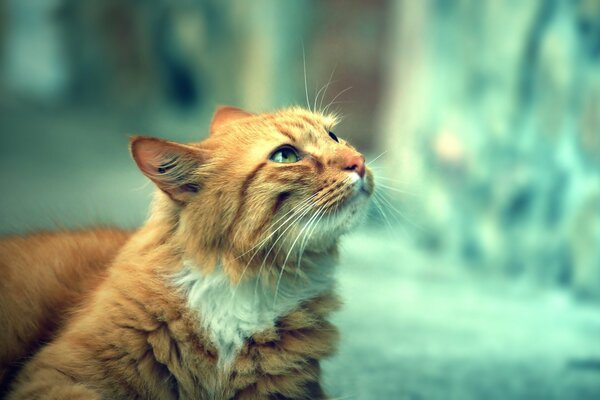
[2,106,374,399]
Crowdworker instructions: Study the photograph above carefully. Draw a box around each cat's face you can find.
[131,106,373,275]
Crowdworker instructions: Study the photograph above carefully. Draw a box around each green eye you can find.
[270,146,299,163]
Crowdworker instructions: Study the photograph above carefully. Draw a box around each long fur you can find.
[0,228,131,396]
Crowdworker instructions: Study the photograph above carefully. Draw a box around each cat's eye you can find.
[270,146,300,163]
[328,131,339,143]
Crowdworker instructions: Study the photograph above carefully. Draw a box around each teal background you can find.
[1,1,599,398]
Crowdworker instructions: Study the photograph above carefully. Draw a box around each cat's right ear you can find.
[130,136,204,203]
[210,105,254,135]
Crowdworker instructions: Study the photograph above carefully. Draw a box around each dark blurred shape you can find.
[568,358,600,370]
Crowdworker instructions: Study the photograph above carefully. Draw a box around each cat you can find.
[2,105,374,399]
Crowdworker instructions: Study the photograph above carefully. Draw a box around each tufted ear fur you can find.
[130,136,204,203]
[210,106,254,135]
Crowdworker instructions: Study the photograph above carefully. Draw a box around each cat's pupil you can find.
[329,131,339,142]
[270,146,299,163]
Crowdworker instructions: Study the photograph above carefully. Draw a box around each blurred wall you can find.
[378,0,600,299]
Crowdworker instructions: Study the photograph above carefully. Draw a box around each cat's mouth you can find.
[330,171,373,217]
[346,170,374,202]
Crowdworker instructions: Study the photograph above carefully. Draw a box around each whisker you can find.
[257,198,317,272]
[375,192,403,226]
[376,183,419,197]
[254,202,316,295]
[231,194,319,297]
[235,192,318,260]
[377,190,422,231]
[316,64,338,112]
[328,394,356,400]
[251,174,354,299]
[373,192,413,241]
[371,195,395,233]
[276,174,353,291]
[323,86,352,114]
[274,205,324,303]
[366,151,387,166]
[313,79,324,113]
[247,199,317,296]
[297,206,324,256]
[376,176,414,185]
[131,180,152,191]
[302,43,310,110]
[295,174,353,280]
[320,100,354,112]
[296,206,325,270]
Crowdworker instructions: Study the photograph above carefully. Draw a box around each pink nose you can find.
[343,154,366,178]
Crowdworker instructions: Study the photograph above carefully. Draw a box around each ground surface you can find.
[324,229,600,400]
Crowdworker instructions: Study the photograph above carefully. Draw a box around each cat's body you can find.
[0,229,131,393]
[1,106,373,399]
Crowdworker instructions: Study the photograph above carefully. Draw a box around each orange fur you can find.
[0,229,131,393]
[4,106,374,399]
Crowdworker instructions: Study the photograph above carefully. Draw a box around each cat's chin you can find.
[301,192,370,253]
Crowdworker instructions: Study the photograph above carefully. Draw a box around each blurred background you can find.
[1,0,599,399]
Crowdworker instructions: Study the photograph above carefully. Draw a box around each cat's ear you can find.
[210,105,254,135]
[130,136,204,203]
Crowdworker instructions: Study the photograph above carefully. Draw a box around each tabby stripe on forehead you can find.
[298,115,320,129]
[272,122,298,140]
[286,120,307,130]
[277,128,296,142]
[241,162,267,196]
[275,120,305,132]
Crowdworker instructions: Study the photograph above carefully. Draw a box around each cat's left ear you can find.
[210,105,254,135]
[130,136,205,203]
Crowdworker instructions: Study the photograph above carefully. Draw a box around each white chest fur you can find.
[172,260,335,365]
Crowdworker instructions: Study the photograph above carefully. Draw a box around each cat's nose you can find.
[343,154,365,178]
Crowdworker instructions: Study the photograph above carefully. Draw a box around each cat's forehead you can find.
[264,107,339,143]
[271,107,338,127]
[205,106,341,150]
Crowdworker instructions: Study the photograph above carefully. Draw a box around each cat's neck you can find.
[172,253,337,366]
[123,196,338,365]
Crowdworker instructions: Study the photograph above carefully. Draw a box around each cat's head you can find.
[131,106,374,278]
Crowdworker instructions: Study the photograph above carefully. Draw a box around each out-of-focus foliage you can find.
[0,0,599,300]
